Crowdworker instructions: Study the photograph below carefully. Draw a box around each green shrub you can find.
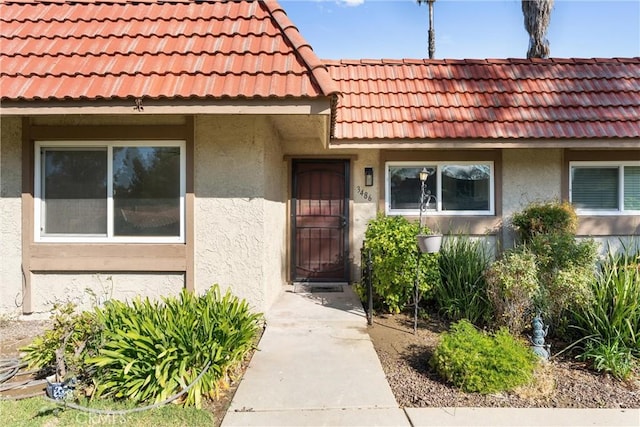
[570,248,640,379]
[543,265,593,330]
[485,248,539,335]
[430,320,537,394]
[363,214,440,313]
[435,235,492,325]
[528,233,596,273]
[21,302,101,379]
[88,286,262,408]
[511,200,577,242]
[511,201,598,333]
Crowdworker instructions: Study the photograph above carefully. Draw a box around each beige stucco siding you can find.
[2,110,635,319]
[501,148,563,247]
[29,273,184,314]
[0,117,23,316]
[349,150,379,279]
[194,115,287,312]
[262,118,287,309]
[0,113,309,316]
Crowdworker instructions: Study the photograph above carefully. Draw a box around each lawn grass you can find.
[0,396,215,426]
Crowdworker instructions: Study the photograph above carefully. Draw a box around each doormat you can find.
[293,283,344,293]
[310,285,343,293]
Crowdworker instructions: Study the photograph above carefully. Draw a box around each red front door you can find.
[291,160,349,282]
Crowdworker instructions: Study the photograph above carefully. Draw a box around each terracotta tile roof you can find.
[0,0,339,101]
[326,58,640,141]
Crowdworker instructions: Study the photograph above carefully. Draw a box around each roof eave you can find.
[0,97,334,116]
[328,138,640,149]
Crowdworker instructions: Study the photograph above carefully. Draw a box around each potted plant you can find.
[416,167,442,253]
[417,231,442,253]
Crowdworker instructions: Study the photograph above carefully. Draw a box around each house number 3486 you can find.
[356,186,373,202]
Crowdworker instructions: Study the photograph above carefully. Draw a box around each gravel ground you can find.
[4,314,639,413]
[0,319,51,358]
[367,313,640,409]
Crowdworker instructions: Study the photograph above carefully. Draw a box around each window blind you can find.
[572,167,618,210]
[624,166,640,210]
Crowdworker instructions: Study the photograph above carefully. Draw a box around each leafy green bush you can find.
[435,235,492,325]
[363,214,440,313]
[485,248,539,335]
[570,248,640,379]
[511,200,577,242]
[511,201,598,333]
[543,264,593,330]
[21,302,101,379]
[89,286,262,407]
[430,320,537,393]
[528,233,596,273]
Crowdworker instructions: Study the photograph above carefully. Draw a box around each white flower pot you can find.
[417,234,442,253]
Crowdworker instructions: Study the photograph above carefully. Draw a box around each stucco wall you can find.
[4,112,633,319]
[0,117,23,317]
[0,113,297,317]
[261,118,286,309]
[30,273,184,314]
[349,150,380,280]
[194,115,279,312]
[501,148,563,247]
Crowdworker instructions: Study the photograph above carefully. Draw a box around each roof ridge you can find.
[1,0,207,4]
[323,57,640,66]
[261,0,339,97]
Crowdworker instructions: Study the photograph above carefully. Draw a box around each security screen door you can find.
[291,160,349,282]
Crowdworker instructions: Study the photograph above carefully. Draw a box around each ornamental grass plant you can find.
[435,235,492,325]
[570,244,640,379]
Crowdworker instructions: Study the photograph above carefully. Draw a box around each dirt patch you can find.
[0,319,51,358]
[367,312,640,408]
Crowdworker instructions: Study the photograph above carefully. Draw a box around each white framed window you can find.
[385,161,495,216]
[570,161,640,215]
[35,141,186,243]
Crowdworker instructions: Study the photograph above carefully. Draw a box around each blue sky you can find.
[280,0,640,59]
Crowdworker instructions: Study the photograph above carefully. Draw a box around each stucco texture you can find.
[30,273,184,314]
[194,115,287,313]
[0,117,23,316]
[501,148,563,247]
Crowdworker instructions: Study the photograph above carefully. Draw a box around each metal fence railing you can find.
[361,241,373,326]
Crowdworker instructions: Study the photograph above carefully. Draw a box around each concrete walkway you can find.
[221,285,639,427]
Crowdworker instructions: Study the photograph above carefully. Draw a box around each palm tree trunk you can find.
[417,0,436,59]
[428,0,435,59]
[522,0,554,58]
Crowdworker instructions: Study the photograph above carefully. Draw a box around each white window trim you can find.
[569,161,640,216]
[35,140,186,243]
[385,161,495,216]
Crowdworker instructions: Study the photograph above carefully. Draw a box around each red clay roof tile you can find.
[1,0,339,101]
[326,58,640,140]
